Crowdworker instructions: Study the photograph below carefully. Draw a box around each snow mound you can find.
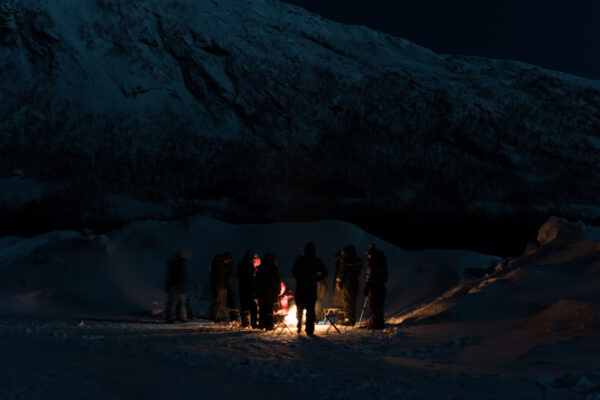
[0,216,497,317]
[0,231,80,264]
[393,218,600,327]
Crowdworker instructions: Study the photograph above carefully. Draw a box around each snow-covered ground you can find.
[1,216,599,399]
[1,316,586,400]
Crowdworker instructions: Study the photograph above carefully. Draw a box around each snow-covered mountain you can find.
[1,0,599,251]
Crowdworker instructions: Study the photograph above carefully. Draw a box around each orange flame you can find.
[284,305,307,327]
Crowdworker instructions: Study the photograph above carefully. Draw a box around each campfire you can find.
[276,282,305,327]
[284,305,306,327]
[285,305,298,326]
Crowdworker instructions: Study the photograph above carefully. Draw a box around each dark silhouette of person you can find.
[336,245,363,326]
[293,242,327,335]
[364,243,388,330]
[165,251,189,323]
[237,250,260,328]
[211,252,234,322]
[255,253,281,331]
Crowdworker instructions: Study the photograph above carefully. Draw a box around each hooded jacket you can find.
[255,253,281,304]
[293,242,327,302]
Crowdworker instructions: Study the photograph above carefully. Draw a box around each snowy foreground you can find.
[1,316,592,400]
[1,216,600,399]
[1,314,598,400]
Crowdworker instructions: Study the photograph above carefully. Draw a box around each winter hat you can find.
[304,242,316,257]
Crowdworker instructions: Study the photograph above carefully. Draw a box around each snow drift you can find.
[0,216,497,316]
[392,218,600,325]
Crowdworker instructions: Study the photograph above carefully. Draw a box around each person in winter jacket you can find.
[336,245,363,326]
[211,251,234,322]
[165,251,189,323]
[237,250,260,328]
[364,244,388,330]
[293,242,327,335]
[255,253,281,330]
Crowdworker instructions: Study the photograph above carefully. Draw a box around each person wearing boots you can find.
[364,243,388,330]
[211,251,234,323]
[255,253,281,331]
[237,250,260,328]
[165,251,190,323]
[293,242,327,335]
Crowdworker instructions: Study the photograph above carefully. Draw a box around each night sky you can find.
[282,0,600,80]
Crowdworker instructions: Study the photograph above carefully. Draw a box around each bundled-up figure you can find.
[364,244,388,330]
[255,253,281,330]
[165,251,189,323]
[335,245,363,326]
[211,252,234,323]
[237,250,260,328]
[293,242,327,335]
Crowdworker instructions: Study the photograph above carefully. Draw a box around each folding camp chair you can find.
[273,313,293,335]
[323,308,348,334]
[227,308,242,330]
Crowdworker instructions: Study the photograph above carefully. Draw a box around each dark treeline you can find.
[0,67,598,257]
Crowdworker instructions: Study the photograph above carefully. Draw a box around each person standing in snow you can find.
[255,253,281,331]
[165,251,189,323]
[211,251,234,323]
[293,242,327,335]
[364,243,388,330]
[237,250,260,328]
[336,245,363,326]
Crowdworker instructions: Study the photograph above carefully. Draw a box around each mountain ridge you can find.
[1,0,599,255]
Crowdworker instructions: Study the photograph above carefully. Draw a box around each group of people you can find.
[164,242,389,333]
